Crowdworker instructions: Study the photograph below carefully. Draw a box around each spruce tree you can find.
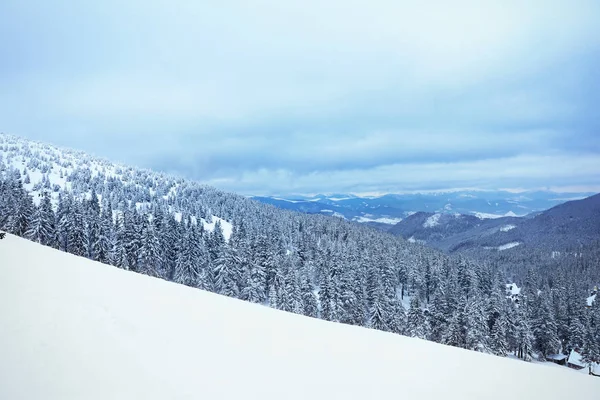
[407,297,426,339]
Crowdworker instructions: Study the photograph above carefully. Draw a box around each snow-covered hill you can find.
[0,133,234,238]
[0,234,598,399]
[390,194,600,254]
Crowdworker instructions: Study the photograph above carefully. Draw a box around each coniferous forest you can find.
[1,133,599,365]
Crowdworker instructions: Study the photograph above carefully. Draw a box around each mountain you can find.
[390,194,600,254]
[2,133,600,375]
[253,191,594,228]
[1,233,598,399]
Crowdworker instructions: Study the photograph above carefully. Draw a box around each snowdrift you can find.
[0,234,598,399]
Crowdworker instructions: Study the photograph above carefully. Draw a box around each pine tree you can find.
[138,217,162,277]
[96,201,113,265]
[443,295,468,349]
[300,275,319,318]
[13,188,34,237]
[466,296,489,352]
[490,314,509,356]
[174,222,200,287]
[429,288,450,343]
[213,246,242,298]
[368,282,388,331]
[407,296,426,339]
[581,323,600,367]
[515,306,535,361]
[268,285,278,309]
[69,200,86,257]
[26,191,55,246]
[534,294,561,358]
[566,309,587,352]
[280,265,302,314]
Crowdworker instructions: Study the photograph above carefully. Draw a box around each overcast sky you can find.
[1,0,599,195]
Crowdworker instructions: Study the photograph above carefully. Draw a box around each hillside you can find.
[2,133,600,373]
[390,194,600,253]
[1,234,598,399]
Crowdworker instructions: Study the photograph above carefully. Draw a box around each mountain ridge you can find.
[389,193,600,253]
[253,190,594,227]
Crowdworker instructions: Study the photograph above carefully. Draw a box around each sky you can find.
[1,0,599,196]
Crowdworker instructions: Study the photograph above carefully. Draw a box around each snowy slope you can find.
[0,134,126,205]
[0,133,234,235]
[1,234,598,399]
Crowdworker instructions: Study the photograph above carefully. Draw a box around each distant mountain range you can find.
[389,193,600,254]
[252,191,595,229]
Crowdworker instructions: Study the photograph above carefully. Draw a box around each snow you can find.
[1,135,237,235]
[171,213,233,241]
[587,294,596,307]
[272,197,304,203]
[507,283,521,296]
[173,212,183,223]
[406,236,426,245]
[423,213,441,228]
[203,216,233,242]
[568,350,587,368]
[473,211,504,219]
[474,211,520,219]
[1,234,598,400]
[354,216,402,225]
[547,354,567,361]
[498,242,521,251]
[500,224,516,232]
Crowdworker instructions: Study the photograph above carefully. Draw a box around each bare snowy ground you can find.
[423,213,441,228]
[1,234,598,399]
[353,216,403,225]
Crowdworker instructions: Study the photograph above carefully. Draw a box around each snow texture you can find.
[474,211,504,219]
[353,216,403,225]
[568,350,587,368]
[500,225,517,232]
[0,135,236,236]
[423,213,441,228]
[1,234,598,399]
[474,211,519,219]
[173,213,233,242]
[507,283,522,296]
[203,216,233,242]
[498,242,521,251]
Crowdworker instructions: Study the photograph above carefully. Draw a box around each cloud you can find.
[201,153,600,195]
[1,0,599,194]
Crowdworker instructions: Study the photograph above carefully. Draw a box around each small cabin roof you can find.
[567,350,586,368]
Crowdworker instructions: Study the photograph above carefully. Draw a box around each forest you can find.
[1,134,599,366]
